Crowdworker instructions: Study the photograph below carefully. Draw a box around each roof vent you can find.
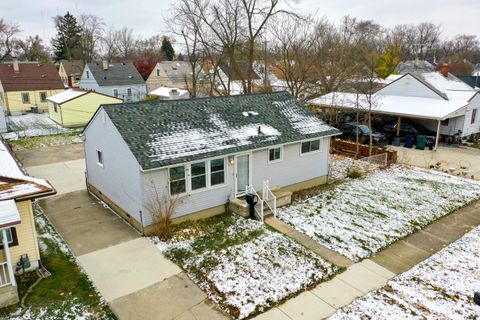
[242,111,259,117]
[258,126,262,134]
[41,74,46,78]
[103,76,107,79]
[122,62,126,65]
[128,75,133,79]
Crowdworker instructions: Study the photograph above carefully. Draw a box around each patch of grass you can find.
[0,205,116,319]
[347,167,364,179]
[8,131,82,150]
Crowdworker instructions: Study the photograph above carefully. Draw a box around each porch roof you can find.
[0,200,21,228]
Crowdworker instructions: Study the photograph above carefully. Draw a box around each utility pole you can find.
[263,40,268,90]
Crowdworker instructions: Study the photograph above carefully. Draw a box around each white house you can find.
[82,92,339,234]
[148,87,190,100]
[313,66,480,148]
[0,108,6,133]
[79,61,147,102]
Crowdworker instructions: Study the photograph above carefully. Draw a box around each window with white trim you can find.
[0,227,18,248]
[169,166,186,194]
[97,150,103,166]
[301,139,320,154]
[191,161,206,190]
[86,70,90,78]
[471,109,477,124]
[268,147,282,163]
[113,89,119,98]
[127,88,132,97]
[210,158,225,186]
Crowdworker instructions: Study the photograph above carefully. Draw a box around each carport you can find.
[310,92,468,151]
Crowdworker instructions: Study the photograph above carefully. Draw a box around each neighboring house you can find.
[0,59,65,115]
[253,61,288,92]
[58,60,85,88]
[82,92,339,234]
[146,61,205,92]
[148,87,190,100]
[0,139,55,307]
[458,76,480,89]
[47,89,122,128]
[217,62,263,95]
[0,108,6,133]
[313,64,480,148]
[79,61,147,102]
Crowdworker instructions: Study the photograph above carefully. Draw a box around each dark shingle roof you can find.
[100,91,339,170]
[219,62,261,81]
[60,60,85,75]
[0,63,64,91]
[87,62,145,86]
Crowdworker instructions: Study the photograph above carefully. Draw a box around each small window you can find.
[86,70,90,79]
[54,104,58,113]
[97,150,103,166]
[0,227,18,248]
[471,109,477,124]
[169,166,186,194]
[268,147,282,163]
[156,69,160,77]
[210,158,225,186]
[40,92,47,102]
[127,88,132,97]
[301,140,321,154]
[441,119,449,126]
[191,161,206,190]
[113,89,119,98]
[21,92,30,104]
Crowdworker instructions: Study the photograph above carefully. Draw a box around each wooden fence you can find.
[332,139,397,166]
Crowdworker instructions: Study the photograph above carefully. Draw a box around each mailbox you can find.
[245,193,258,220]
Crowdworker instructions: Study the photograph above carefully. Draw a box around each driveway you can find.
[21,145,226,319]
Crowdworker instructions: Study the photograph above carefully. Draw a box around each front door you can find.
[235,154,250,196]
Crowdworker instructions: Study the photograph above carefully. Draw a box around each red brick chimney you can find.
[439,63,449,77]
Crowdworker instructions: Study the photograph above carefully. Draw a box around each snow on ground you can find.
[329,225,480,320]
[328,154,379,181]
[279,165,480,261]
[153,216,338,319]
[2,113,75,139]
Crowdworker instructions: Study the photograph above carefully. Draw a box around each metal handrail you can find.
[262,180,277,218]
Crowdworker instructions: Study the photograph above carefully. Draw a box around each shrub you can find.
[347,167,363,179]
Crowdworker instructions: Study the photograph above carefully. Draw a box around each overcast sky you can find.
[2,0,479,43]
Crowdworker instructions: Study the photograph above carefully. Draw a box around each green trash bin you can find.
[416,135,426,150]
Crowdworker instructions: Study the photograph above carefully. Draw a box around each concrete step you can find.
[228,187,293,219]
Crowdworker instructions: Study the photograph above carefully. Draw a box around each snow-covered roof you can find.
[0,200,21,228]
[311,92,469,120]
[0,139,54,200]
[47,89,88,104]
[385,74,403,83]
[149,87,189,98]
[97,92,340,170]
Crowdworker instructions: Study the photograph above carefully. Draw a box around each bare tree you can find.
[14,35,48,61]
[100,27,119,61]
[0,19,21,62]
[79,14,105,62]
[114,27,135,60]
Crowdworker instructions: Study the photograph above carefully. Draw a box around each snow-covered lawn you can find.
[328,154,378,181]
[153,215,338,319]
[3,113,77,139]
[279,165,480,261]
[329,225,480,319]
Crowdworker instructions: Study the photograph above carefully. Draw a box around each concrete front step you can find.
[228,187,292,218]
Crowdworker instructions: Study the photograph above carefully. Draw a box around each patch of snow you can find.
[328,154,378,181]
[154,217,337,319]
[279,165,480,261]
[3,112,75,139]
[329,225,480,319]
[274,99,332,135]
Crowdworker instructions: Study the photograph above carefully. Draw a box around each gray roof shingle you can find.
[87,62,145,86]
[101,91,339,170]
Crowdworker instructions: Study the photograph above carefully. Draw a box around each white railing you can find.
[246,185,264,222]
[262,180,277,218]
[0,262,12,288]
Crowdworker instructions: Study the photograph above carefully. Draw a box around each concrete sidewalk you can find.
[258,200,480,319]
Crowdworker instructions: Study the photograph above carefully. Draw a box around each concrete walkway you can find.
[265,216,352,268]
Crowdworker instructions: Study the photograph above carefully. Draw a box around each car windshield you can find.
[358,125,370,134]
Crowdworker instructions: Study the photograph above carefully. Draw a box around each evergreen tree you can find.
[161,37,175,61]
[51,12,83,62]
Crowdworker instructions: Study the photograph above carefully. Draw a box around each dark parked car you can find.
[383,122,436,147]
[339,123,386,145]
